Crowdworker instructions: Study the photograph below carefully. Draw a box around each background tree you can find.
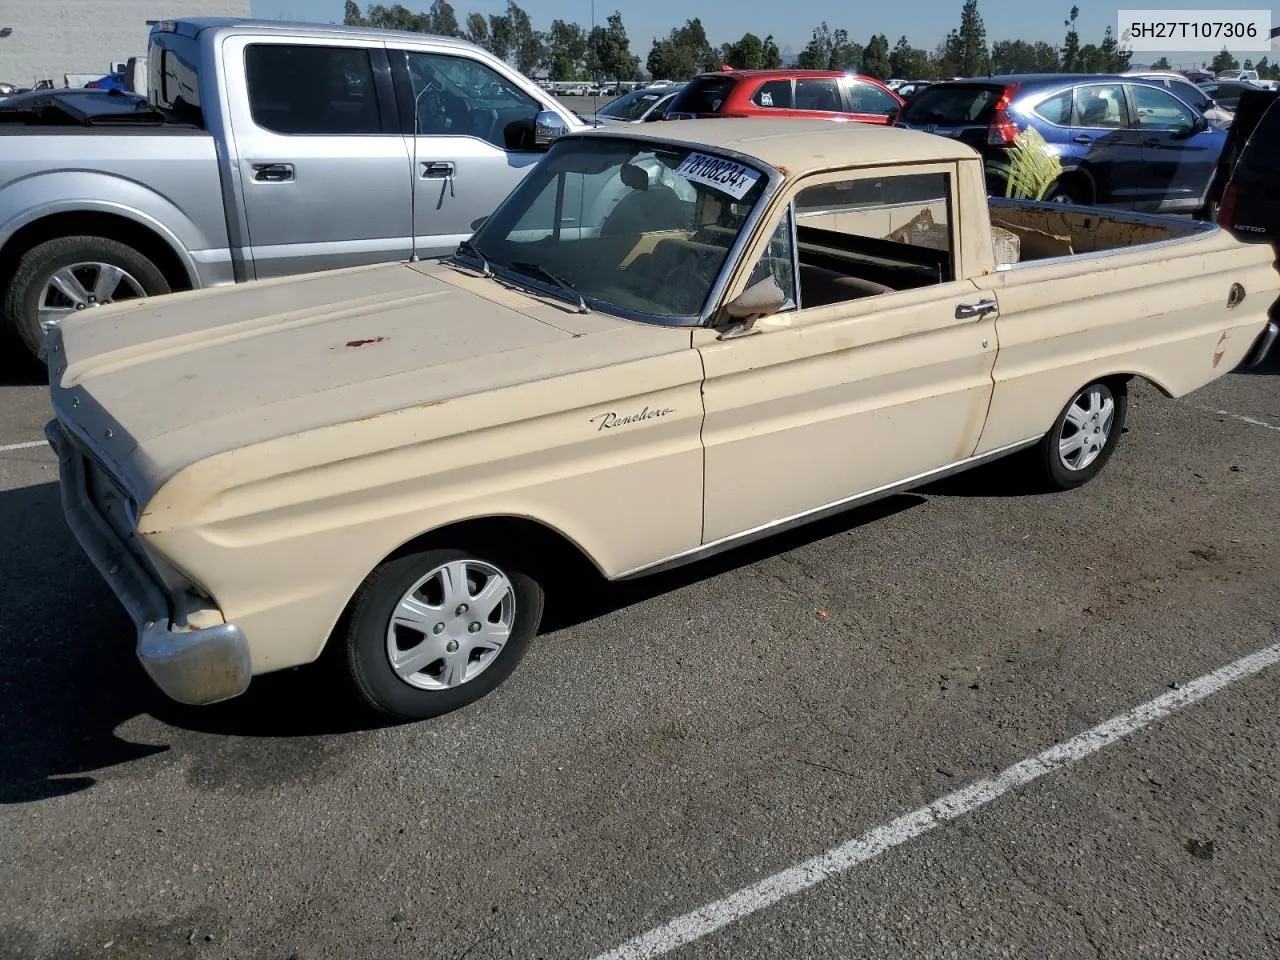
[1031,40,1061,71]
[487,10,513,60]
[343,1,366,26]
[761,35,783,69]
[722,33,765,69]
[942,0,989,76]
[862,34,892,79]
[889,36,936,78]
[589,12,640,83]
[1150,56,1171,69]
[427,0,460,36]
[546,19,587,80]
[1209,47,1240,73]
[828,29,863,70]
[1098,26,1129,72]
[464,11,487,46]
[795,22,835,69]
[1061,5,1081,72]
[646,18,717,78]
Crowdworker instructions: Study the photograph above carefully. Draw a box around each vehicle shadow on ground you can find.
[0,478,930,802]
[0,335,44,386]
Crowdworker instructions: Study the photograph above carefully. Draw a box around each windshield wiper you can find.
[454,238,490,276]
[509,261,589,313]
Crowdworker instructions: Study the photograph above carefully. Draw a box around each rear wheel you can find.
[1033,379,1128,491]
[1043,178,1088,206]
[3,236,169,359]
[343,546,544,721]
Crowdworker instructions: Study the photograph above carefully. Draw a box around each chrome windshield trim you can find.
[470,130,785,329]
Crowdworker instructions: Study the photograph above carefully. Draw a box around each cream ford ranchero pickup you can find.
[44,118,1280,720]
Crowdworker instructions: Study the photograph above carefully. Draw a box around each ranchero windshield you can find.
[466,137,768,321]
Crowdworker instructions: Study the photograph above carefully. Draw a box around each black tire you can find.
[1033,378,1129,491]
[1043,179,1087,206]
[3,235,170,359]
[342,546,545,721]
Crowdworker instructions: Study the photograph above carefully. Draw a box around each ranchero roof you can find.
[575,117,979,175]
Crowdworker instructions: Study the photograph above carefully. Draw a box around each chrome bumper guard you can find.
[1243,321,1279,367]
[45,419,251,706]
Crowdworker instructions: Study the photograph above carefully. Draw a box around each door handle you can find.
[420,161,455,179]
[955,298,997,319]
[252,163,294,182]
[1072,134,1093,144]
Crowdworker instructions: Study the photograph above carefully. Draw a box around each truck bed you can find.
[989,199,1213,267]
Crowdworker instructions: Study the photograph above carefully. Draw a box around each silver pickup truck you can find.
[0,17,585,358]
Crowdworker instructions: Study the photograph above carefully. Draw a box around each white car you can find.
[1125,70,1235,128]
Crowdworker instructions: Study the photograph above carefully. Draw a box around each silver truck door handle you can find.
[420,161,455,178]
[252,163,294,182]
[955,298,997,319]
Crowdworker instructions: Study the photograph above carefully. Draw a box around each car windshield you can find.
[598,88,667,120]
[466,137,769,322]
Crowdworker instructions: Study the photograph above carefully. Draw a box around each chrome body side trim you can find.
[613,436,1041,580]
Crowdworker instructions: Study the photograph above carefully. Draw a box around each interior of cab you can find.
[770,172,956,311]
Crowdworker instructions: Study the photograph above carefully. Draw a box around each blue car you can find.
[894,74,1226,214]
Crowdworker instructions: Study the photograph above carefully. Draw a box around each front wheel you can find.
[1033,379,1128,491]
[342,547,545,721]
[1043,180,1087,206]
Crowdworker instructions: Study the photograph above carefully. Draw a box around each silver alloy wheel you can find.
[1048,192,1073,204]
[385,559,516,691]
[1058,383,1116,472]
[38,262,147,335]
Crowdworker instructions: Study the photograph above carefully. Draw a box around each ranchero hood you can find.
[48,260,689,494]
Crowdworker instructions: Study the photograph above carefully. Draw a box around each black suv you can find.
[1211,87,1280,368]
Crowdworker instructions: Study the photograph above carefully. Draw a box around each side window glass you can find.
[1033,90,1073,126]
[751,79,793,110]
[403,51,539,149]
[1073,83,1130,128]
[245,44,382,134]
[794,78,842,112]
[1130,84,1197,132]
[848,80,900,117]
[746,205,797,309]
[792,172,954,303]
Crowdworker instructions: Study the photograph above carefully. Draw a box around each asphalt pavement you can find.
[1,330,1278,960]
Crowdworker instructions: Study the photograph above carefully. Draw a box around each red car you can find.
[663,68,904,124]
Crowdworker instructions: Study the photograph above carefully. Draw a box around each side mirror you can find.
[470,215,488,231]
[534,110,568,148]
[718,276,786,338]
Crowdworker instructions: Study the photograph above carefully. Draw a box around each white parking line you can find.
[0,440,48,453]
[590,642,1280,960]
[1188,403,1280,433]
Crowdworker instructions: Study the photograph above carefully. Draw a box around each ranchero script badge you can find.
[589,406,675,432]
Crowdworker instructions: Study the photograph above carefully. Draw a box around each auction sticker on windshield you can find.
[674,152,761,200]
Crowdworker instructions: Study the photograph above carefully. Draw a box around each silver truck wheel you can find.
[4,235,170,360]
[344,546,544,721]
[1035,378,1129,491]
[385,559,516,691]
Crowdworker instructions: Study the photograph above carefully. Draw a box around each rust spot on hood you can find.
[339,337,386,348]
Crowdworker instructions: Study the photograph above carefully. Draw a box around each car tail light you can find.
[988,84,1021,145]
[1217,181,1237,228]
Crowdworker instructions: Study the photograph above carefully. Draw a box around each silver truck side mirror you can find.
[535,110,568,148]
[718,276,786,339]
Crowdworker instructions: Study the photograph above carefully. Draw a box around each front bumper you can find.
[1243,321,1279,367]
[45,419,251,706]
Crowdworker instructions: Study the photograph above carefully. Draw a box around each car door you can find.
[391,47,551,258]
[1127,82,1220,210]
[222,37,411,280]
[842,77,904,124]
[1068,82,1146,205]
[695,165,999,543]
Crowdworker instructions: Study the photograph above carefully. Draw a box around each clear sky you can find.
[249,0,1278,68]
